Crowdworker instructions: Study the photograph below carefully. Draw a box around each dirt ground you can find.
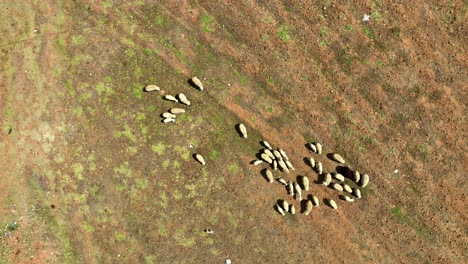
[0,0,466,263]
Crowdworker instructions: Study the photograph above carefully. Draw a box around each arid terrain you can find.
[0,1,466,263]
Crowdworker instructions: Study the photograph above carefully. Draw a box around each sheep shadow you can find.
[336,165,353,179]
[234,124,246,138]
[187,78,201,90]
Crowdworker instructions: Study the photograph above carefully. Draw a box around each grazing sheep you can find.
[261,153,273,164]
[195,154,206,165]
[273,150,282,160]
[278,160,289,173]
[262,141,273,150]
[332,183,344,192]
[279,148,289,160]
[238,123,247,138]
[301,176,310,191]
[162,112,176,119]
[323,173,332,186]
[169,108,186,114]
[287,182,294,196]
[353,188,362,199]
[316,161,323,174]
[290,204,296,215]
[177,93,191,106]
[281,200,289,212]
[191,76,204,91]
[343,184,353,193]
[361,174,370,188]
[308,143,317,153]
[304,200,313,215]
[285,160,295,170]
[276,204,286,216]
[272,160,278,170]
[144,84,160,92]
[264,149,275,159]
[308,157,316,168]
[354,171,361,184]
[341,195,355,202]
[312,195,320,207]
[162,118,175,123]
[294,182,302,201]
[277,178,288,185]
[253,160,263,166]
[316,143,322,154]
[331,153,345,164]
[164,95,178,102]
[333,173,345,182]
[265,170,274,183]
[328,199,338,209]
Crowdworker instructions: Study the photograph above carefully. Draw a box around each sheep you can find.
[164,95,178,102]
[273,150,282,160]
[328,199,338,209]
[277,178,288,185]
[316,161,323,174]
[332,183,344,192]
[285,160,295,170]
[341,195,355,202]
[308,157,315,168]
[304,200,313,215]
[195,154,206,165]
[281,200,289,212]
[260,153,273,164]
[301,176,310,191]
[360,174,370,188]
[265,169,274,183]
[331,153,345,164]
[262,140,273,150]
[323,173,332,186]
[312,195,320,207]
[276,204,286,216]
[253,160,263,166]
[272,160,278,170]
[278,160,289,173]
[294,182,302,201]
[278,148,289,160]
[316,143,323,154]
[177,93,191,106]
[353,188,362,199]
[290,204,296,215]
[169,108,186,114]
[343,184,353,193]
[353,171,361,183]
[238,123,247,138]
[263,149,275,159]
[191,76,204,91]
[162,112,177,119]
[162,118,175,123]
[287,182,294,196]
[308,143,317,153]
[333,173,345,182]
[144,84,160,92]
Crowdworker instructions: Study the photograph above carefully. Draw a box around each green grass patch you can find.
[151,143,166,155]
[277,25,291,42]
[114,231,126,242]
[227,162,239,173]
[83,222,95,233]
[200,14,215,32]
[209,150,219,160]
[72,35,85,45]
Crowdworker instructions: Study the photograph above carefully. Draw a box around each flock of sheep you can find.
[148,77,371,217]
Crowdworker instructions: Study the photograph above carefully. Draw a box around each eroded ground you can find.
[0,1,466,263]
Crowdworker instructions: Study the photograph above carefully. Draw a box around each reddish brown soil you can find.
[0,1,466,263]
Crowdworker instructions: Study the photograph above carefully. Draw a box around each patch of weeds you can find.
[320,27,329,37]
[277,25,291,42]
[114,161,132,177]
[181,151,190,161]
[114,231,126,242]
[173,190,183,201]
[135,178,148,190]
[151,143,166,155]
[200,14,215,32]
[72,163,84,180]
[385,146,397,156]
[173,160,181,169]
[227,162,239,173]
[147,105,156,112]
[159,191,168,209]
[72,35,85,45]
[375,60,383,68]
[371,11,383,21]
[155,15,165,26]
[234,70,248,85]
[227,212,238,229]
[417,143,429,160]
[209,150,219,160]
[83,222,95,233]
[319,40,328,47]
[162,159,170,169]
[390,27,401,38]
[261,34,270,42]
[344,24,354,32]
[72,106,83,117]
[114,123,137,143]
[362,27,374,39]
[174,230,196,247]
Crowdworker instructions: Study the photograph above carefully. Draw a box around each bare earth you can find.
[0,1,466,263]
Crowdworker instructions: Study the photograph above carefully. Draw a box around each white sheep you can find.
[265,170,274,183]
[177,93,191,106]
[169,108,186,114]
[301,176,310,191]
[238,123,247,138]
[308,143,317,153]
[328,199,338,209]
[260,153,273,164]
[312,195,319,207]
[287,182,294,196]
[361,174,370,188]
[316,161,323,174]
[162,118,175,123]
[333,173,345,182]
[191,76,204,91]
[308,157,315,168]
[272,160,278,170]
[331,153,345,164]
[341,195,355,202]
[281,200,289,213]
[304,200,313,215]
[353,188,362,199]
[343,184,353,193]
[262,140,273,150]
[277,178,288,185]
[195,154,206,165]
[332,183,343,192]
[263,149,275,159]
[278,148,289,160]
[323,173,332,186]
[294,182,302,201]
[285,160,295,170]
[273,150,282,160]
[164,95,178,102]
[276,204,285,216]
[278,160,289,173]
[144,84,160,92]
[253,160,263,166]
[162,112,176,119]
[354,171,361,183]
[316,142,323,154]
[289,204,296,215]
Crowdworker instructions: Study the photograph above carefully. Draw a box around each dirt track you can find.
[0,1,466,263]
